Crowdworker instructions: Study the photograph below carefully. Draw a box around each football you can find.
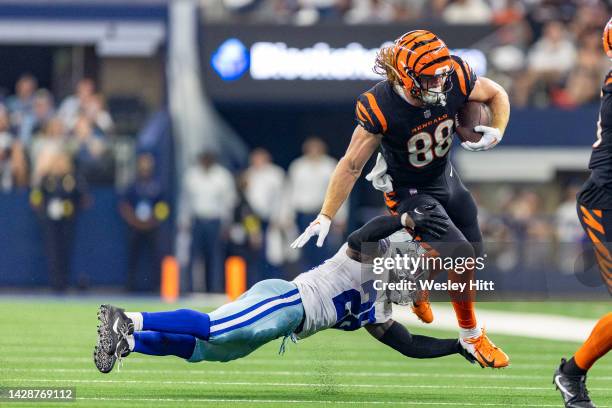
[455,101,492,143]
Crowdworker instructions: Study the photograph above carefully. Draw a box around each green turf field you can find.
[0,299,610,408]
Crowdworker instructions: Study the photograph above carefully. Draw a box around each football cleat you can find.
[459,329,509,368]
[411,300,434,324]
[457,340,477,365]
[97,304,134,356]
[93,343,117,374]
[553,358,596,408]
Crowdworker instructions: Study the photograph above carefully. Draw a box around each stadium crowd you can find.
[0,72,597,293]
[202,0,610,108]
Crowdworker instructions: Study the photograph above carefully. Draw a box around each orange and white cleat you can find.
[411,300,434,324]
[459,329,510,368]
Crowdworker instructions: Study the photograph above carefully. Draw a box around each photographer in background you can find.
[30,151,87,293]
[118,153,169,292]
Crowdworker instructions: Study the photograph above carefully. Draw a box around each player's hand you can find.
[404,205,449,239]
[290,214,332,248]
[461,126,502,152]
[365,153,394,193]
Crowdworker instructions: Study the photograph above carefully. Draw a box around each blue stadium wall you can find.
[0,106,601,291]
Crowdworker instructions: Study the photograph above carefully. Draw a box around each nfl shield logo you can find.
[424,110,431,118]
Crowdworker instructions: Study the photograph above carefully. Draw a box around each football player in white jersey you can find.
[94,204,476,374]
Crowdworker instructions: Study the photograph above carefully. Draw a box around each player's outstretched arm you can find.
[346,205,449,259]
[464,77,510,151]
[366,320,464,359]
[291,126,381,248]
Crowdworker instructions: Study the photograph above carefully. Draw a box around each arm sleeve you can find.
[347,214,403,252]
[376,321,460,359]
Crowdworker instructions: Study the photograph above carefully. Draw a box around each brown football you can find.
[455,101,492,143]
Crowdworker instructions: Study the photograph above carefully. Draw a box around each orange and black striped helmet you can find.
[391,30,454,106]
[604,17,612,56]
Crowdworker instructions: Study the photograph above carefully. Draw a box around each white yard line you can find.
[74,396,594,407]
[394,305,599,342]
[5,367,611,381]
[4,355,608,370]
[2,377,610,392]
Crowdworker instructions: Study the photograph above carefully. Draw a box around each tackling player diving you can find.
[94,206,477,373]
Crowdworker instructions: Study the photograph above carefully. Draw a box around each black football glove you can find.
[405,204,449,239]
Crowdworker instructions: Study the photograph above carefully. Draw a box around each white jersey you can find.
[292,243,392,339]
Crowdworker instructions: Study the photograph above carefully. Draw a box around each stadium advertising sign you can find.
[201,24,493,103]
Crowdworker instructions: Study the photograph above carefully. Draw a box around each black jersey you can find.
[578,70,612,208]
[355,55,477,187]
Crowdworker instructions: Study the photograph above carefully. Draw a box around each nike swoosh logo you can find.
[414,209,423,215]
[554,375,574,398]
[477,351,496,367]
[112,318,120,334]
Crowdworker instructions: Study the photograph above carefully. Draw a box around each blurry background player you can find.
[93,205,481,373]
[182,151,237,293]
[118,153,170,292]
[553,18,612,408]
[292,30,510,368]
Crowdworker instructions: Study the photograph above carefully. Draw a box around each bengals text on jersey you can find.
[355,55,477,187]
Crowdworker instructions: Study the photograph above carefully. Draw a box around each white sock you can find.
[125,312,143,331]
[460,326,482,339]
[126,335,135,351]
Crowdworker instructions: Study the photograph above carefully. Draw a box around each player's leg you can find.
[96,279,303,365]
[391,191,509,368]
[554,313,612,408]
[553,206,612,407]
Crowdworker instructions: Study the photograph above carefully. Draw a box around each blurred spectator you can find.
[513,21,577,106]
[555,184,584,272]
[552,29,609,108]
[182,152,237,293]
[58,78,96,131]
[442,0,492,24]
[30,151,86,292]
[31,117,68,186]
[243,148,286,279]
[288,137,347,269]
[83,93,114,134]
[0,110,28,191]
[229,174,264,286]
[491,0,525,26]
[244,148,285,227]
[6,74,37,132]
[344,0,396,24]
[72,116,107,164]
[119,153,169,292]
[18,89,55,146]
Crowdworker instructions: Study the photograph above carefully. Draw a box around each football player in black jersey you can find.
[292,30,510,368]
[553,18,612,408]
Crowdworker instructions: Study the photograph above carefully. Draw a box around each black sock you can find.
[562,357,587,377]
[379,321,459,358]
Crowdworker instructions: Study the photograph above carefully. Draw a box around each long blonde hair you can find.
[374,46,400,85]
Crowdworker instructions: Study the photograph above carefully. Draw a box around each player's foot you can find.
[411,300,433,323]
[93,342,117,374]
[459,329,509,368]
[457,340,477,365]
[97,304,134,356]
[553,358,596,408]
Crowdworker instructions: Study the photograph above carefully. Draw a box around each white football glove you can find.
[290,214,331,248]
[461,126,503,152]
[365,153,394,193]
